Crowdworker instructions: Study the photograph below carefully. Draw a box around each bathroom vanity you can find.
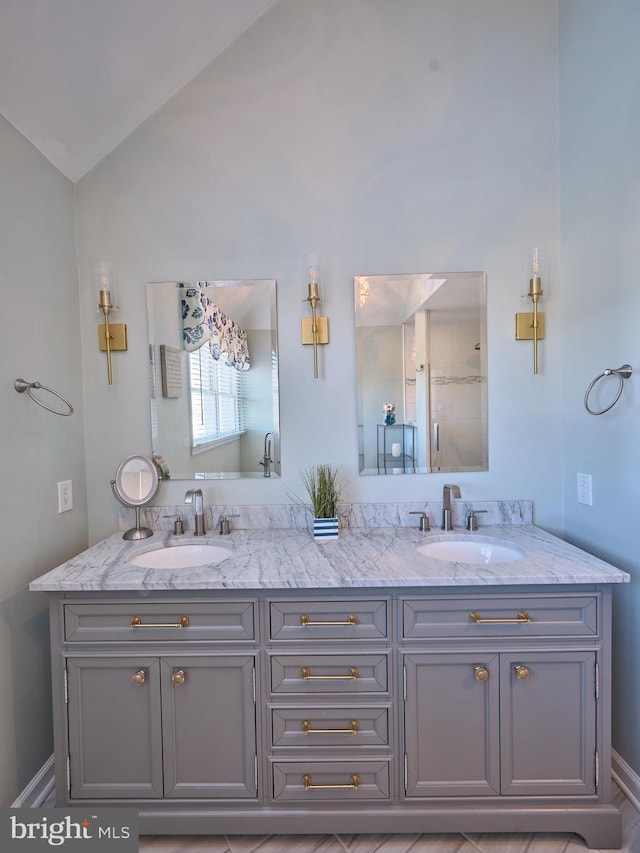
[31,517,629,847]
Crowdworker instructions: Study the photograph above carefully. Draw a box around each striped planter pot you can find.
[313,517,339,541]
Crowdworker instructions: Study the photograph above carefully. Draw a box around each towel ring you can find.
[14,378,74,417]
[584,364,632,415]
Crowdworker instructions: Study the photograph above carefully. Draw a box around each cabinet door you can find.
[66,656,163,799]
[500,651,597,796]
[161,655,257,798]
[403,653,500,797]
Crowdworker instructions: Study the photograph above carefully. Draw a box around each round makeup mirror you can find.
[110,455,160,540]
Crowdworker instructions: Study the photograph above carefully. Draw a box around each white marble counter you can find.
[30,524,629,592]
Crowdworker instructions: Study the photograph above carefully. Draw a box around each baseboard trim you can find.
[612,748,640,814]
[11,754,55,808]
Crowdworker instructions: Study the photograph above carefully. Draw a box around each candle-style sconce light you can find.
[515,248,545,374]
[97,263,128,384]
[301,261,329,378]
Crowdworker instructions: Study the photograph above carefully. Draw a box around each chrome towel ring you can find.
[14,378,74,416]
[584,364,632,415]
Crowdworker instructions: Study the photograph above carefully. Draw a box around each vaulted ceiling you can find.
[0,0,277,181]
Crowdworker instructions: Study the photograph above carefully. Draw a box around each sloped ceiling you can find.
[0,0,277,182]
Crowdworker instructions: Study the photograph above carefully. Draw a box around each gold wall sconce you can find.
[97,263,127,384]
[515,248,545,374]
[301,262,329,378]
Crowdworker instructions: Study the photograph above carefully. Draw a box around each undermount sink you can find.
[128,543,232,569]
[416,536,524,565]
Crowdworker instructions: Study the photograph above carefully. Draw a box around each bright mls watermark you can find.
[1,809,138,851]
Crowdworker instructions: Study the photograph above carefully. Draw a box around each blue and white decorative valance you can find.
[181,282,251,371]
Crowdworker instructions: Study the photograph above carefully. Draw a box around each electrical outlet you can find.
[576,472,593,506]
[57,480,73,513]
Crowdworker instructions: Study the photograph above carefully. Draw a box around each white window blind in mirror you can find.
[189,348,247,452]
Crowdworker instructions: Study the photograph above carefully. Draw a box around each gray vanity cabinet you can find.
[499,650,596,796]
[66,656,164,799]
[403,650,597,799]
[403,652,501,797]
[47,586,621,847]
[401,592,601,803]
[66,653,257,800]
[60,599,258,801]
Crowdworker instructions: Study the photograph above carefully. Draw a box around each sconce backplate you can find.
[515,312,545,340]
[98,323,128,351]
[301,317,329,345]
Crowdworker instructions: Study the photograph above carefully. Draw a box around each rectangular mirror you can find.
[147,279,280,479]
[355,272,487,475]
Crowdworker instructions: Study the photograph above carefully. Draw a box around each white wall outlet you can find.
[57,480,73,513]
[576,472,593,506]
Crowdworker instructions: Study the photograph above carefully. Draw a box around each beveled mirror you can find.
[110,454,160,539]
[355,272,488,475]
[147,279,280,479]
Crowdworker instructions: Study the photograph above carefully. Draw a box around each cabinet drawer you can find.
[269,599,388,641]
[271,705,390,748]
[402,594,598,640]
[64,601,256,643]
[272,760,390,801]
[270,653,389,694]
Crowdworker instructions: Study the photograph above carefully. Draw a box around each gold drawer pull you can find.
[300,614,359,627]
[130,615,190,629]
[469,610,530,624]
[515,665,531,681]
[300,666,359,681]
[474,666,489,682]
[303,773,360,791]
[132,669,146,685]
[171,669,186,686]
[302,720,360,735]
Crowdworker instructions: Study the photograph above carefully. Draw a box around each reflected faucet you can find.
[441,484,461,531]
[259,432,273,478]
[184,488,206,535]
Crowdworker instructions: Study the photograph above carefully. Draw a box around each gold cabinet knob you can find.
[474,665,489,682]
[132,669,146,685]
[515,665,530,681]
[171,669,186,686]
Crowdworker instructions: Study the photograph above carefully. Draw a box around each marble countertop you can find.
[30,524,630,592]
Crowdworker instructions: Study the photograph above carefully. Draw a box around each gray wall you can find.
[0,115,87,805]
[558,0,640,778]
[74,0,563,544]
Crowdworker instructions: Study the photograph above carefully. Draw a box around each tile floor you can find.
[138,782,640,853]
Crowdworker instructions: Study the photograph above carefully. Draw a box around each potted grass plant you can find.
[298,464,344,541]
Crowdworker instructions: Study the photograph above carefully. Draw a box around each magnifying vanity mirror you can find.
[355,271,488,475]
[111,454,160,539]
[147,279,280,480]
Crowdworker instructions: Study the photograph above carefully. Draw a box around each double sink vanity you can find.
[30,500,629,847]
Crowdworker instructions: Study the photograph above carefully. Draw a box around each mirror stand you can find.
[110,454,161,540]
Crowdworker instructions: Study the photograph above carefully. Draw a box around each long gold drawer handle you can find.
[302,773,360,791]
[300,666,359,681]
[302,720,360,735]
[300,614,359,627]
[130,615,190,629]
[469,610,530,624]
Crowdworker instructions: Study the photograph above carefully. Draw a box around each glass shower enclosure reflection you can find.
[355,272,488,475]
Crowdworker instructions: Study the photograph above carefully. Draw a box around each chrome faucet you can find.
[441,484,461,530]
[259,432,273,477]
[184,488,206,535]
